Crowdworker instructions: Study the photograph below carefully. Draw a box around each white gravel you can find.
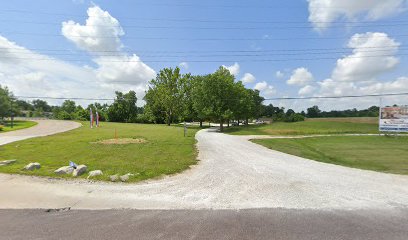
[1,128,408,210]
[0,120,82,146]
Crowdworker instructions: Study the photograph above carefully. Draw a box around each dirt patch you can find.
[92,138,147,145]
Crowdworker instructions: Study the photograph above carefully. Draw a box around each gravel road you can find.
[0,120,82,146]
[1,128,407,210]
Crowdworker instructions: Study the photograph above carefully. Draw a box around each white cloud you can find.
[254,81,276,98]
[62,6,124,52]
[298,85,316,96]
[179,62,189,69]
[332,32,400,82]
[0,6,156,106]
[308,0,408,30]
[62,5,155,94]
[222,62,240,76]
[240,73,256,84]
[276,71,285,79]
[286,68,314,86]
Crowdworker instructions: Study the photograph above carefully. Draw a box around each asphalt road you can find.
[1,208,407,240]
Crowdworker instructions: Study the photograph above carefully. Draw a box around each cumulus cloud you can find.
[254,81,276,98]
[179,62,189,69]
[286,68,314,86]
[276,71,285,79]
[62,6,124,52]
[293,32,407,110]
[298,85,316,96]
[332,32,400,82]
[240,73,256,84]
[61,5,155,95]
[0,6,156,105]
[0,36,101,102]
[308,0,408,30]
[222,62,240,76]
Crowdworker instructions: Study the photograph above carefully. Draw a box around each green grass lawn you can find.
[225,118,379,135]
[0,121,37,132]
[252,136,408,175]
[0,122,199,182]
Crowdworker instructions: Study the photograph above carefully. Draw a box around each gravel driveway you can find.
[1,128,408,210]
[0,120,82,146]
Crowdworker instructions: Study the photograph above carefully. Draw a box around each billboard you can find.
[379,106,408,132]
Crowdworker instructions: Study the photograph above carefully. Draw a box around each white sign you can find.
[379,106,408,132]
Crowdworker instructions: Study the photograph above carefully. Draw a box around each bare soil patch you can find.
[92,138,147,145]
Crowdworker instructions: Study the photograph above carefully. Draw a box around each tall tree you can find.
[307,105,321,118]
[193,67,237,132]
[0,85,12,120]
[108,91,138,123]
[145,67,186,126]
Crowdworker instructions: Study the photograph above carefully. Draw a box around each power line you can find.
[0,45,402,54]
[2,10,408,25]
[0,53,405,63]
[264,93,408,100]
[2,19,408,30]
[2,31,407,41]
[0,48,404,58]
[15,92,408,102]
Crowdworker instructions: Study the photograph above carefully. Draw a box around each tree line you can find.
[143,66,264,131]
[0,67,381,130]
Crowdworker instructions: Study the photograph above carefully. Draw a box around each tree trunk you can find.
[237,120,240,126]
[246,118,249,125]
[227,119,230,127]
[220,121,224,132]
[199,120,203,128]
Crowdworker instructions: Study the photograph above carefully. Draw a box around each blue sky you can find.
[1,0,408,109]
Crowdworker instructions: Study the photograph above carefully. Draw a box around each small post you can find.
[10,99,13,128]
[184,122,187,137]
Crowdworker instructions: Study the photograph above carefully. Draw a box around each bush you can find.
[0,125,3,131]
[284,113,305,122]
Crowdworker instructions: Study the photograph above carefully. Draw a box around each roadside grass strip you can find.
[0,122,199,182]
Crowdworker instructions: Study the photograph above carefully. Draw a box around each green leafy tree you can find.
[0,85,11,120]
[193,67,237,132]
[145,67,186,125]
[107,91,138,122]
[307,105,321,118]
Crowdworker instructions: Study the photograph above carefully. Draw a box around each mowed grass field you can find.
[225,117,379,135]
[0,120,37,132]
[0,122,199,182]
[252,136,408,175]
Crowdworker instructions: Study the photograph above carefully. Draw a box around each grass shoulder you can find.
[224,118,379,136]
[252,135,408,175]
[0,121,200,182]
[0,121,37,132]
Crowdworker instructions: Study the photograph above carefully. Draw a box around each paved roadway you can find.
[1,208,407,240]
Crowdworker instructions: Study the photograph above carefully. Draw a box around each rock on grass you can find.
[54,166,74,175]
[72,165,87,177]
[87,170,103,179]
[0,160,16,166]
[24,162,41,171]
